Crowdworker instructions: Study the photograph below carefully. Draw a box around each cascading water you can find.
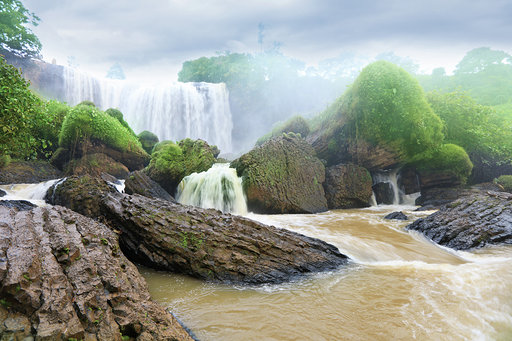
[176,163,247,215]
[62,67,233,153]
[371,169,420,206]
[0,179,63,206]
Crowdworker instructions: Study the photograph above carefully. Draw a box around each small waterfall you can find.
[0,179,63,206]
[62,67,233,153]
[176,164,247,215]
[371,169,420,206]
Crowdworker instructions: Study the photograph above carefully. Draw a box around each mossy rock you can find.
[0,160,62,184]
[324,164,372,209]
[256,115,310,146]
[65,153,129,178]
[138,130,159,154]
[495,175,512,192]
[232,134,327,214]
[145,138,217,195]
[106,108,137,137]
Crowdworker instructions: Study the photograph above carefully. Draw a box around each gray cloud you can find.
[23,0,512,80]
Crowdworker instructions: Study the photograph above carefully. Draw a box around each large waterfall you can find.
[176,163,247,215]
[61,67,233,153]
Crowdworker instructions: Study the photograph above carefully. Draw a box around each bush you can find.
[0,155,11,168]
[138,130,159,154]
[78,100,95,107]
[30,100,70,158]
[343,61,444,158]
[412,144,473,184]
[495,175,512,192]
[59,104,144,155]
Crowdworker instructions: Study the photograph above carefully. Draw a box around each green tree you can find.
[0,0,41,58]
[454,47,511,75]
[343,61,444,158]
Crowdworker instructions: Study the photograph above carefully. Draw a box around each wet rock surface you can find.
[384,211,408,220]
[407,191,512,250]
[0,160,62,184]
[324,164,372,209]
[125,170,175,202]
[0,204,193,340]
[0,200,37,211]
[232,134,328,214]
[49,176,348,284]
[372,182,395,205]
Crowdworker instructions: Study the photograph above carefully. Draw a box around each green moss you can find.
[138,130,159,154]
[58,104,145,156]
[0,154,11,168]
[256,115,310,146]
[78,100,95,107]
[495,175,512,192]
[105,108,137,137]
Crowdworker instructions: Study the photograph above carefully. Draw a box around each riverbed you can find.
[140,206,512,340]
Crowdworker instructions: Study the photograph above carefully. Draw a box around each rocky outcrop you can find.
[0,204,193,340]
[65,153,130,178]
[0,160,62,184]
[372,182,395,205]
[48,176,348,284]
[323,164,372,209]
[0,200,37,211]
[397,167,420,194]
[417,170,461,190]
[407,191,512,250]
[232,134,328,214]
[384,211,408,220]
[124,170,175,201]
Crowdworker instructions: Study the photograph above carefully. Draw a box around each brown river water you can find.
[140,206,512,341]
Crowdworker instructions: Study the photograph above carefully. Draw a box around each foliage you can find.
[105,108,136,137]
[0,0,41,58]
[426,91,512,161]
[256,115,310,145]
[454,47,511,75]
[59,104,144,155]
[0,154,11,168]
[78,100,95,107]
[0,55,46,159]
[342,61,444,158]
[137,130,159,154]
[495,175,512,192]
[411,143,473,184]
[31,100,70,157]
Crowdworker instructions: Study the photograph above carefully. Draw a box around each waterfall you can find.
[176,163,247,215]
[0,179,63,206]
[371,169,420,206]
[61,67,233,153]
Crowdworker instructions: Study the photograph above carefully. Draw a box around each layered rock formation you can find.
[0,160,62,184]
[124,170,175,201]
[232,134,328,214]
[323,164,372,209]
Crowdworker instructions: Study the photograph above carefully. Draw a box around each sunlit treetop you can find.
[0,0,41,58]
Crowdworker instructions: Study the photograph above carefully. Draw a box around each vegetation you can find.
[0,0,41,57]
[138,130,159,154]
[256,115,310,145]
[342,61,444,158]
[495,175,512,192]
[411,144,473,184]
[105,108,136,137]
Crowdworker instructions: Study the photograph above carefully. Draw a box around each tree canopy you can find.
[0,0,41,58]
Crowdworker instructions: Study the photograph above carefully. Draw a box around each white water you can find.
[62,67,233,153]
[372,169,420,206]
[0,179,63,206]
[176,164,247,215]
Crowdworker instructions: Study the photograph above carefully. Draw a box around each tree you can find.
[454,47,511,75]
[0,0,41,58]
[106,62,126,80]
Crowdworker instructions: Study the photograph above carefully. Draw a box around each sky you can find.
[23,0,512,83]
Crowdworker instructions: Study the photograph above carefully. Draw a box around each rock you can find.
[0,200,37,211]
[146,139,217,195]
[124,170,175,201]
[65,153,130,178]
[397,167,420,195]
[0,160,62,184]
[384,211,408,220]
[415,187,476,208]
[0,189,5,197]
[468,152,512,184]
[407,191,512,250]
[0,204,193,340]
[323,164,372,209]
[137,130,159,154]
[48,176,348,284]
[417,170,461,189]
[232,134,328,214]
[372,182,395,205]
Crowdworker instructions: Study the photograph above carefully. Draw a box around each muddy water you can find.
[141,206,512,340]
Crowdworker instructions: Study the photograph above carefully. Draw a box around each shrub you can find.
[0,155,11,168]
[78,100,95,107]
[105,108,136,137]
[30,100,70,158]
[59,104,144,155]
[495,175,512,192]
[411,143,473,184]
[138,130,159,154]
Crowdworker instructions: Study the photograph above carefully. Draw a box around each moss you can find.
[106,108,137,137]
[256,115,310,146]
[58,104,145,156]
[495,175,512,192]
[137,130,159,154]
[78,100,96,107]
[0,154,11,168]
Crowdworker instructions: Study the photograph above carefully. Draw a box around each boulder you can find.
[65,153,129,178]
[0,190,5,197]
[48,176,348,284]
[323,164,372,209]
[407,191,512,250]
[0,160,62,184]
[397,167,420,195]
[384,211,408,220]
[137,130,159,154]
[124,170,175,201]
[372,182,395,205]
[0,204,193,340]
[418,170,461,190]
[0,200,37,211]
[232,134,328,214]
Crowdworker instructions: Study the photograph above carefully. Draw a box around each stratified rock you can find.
[407,191,512,250]
[0,200,37,211]
[125,170,175,201]
[324,164,372,209]
[418,170,461,189]
[0,160,62,184]
[384,211,408,220]
[0,204,193,340]
[372,182,395,205]
[48,176,348,284]
[232,134,328,214]
[65,153,130,178]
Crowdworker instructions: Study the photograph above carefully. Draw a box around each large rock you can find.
[323,164,372,209]
[0,160,62,184]
[124,170,175,201]
[407,191,512,250]
[372,182,395,205]
[232,134,328,214]
[417,170,461,190]
[48,176,348,284]
[65,153,130,178]
[0,204,193,340]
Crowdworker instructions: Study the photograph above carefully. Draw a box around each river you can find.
[140,206,512,340]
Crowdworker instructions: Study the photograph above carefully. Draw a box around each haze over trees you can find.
[0,0,41,58]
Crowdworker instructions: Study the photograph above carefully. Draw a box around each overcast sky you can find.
[23,0,512,82]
